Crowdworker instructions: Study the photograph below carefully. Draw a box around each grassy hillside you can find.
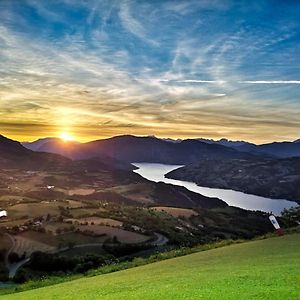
[3,234,299,300]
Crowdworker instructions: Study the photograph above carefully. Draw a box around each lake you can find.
[133,163,298,216]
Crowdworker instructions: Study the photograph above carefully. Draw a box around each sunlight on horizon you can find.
[59,132,75,141]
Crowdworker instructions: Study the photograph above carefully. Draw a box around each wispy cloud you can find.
[239,80,300,84]
[0,0,300,143]
[160,79,226,84]
[118,0,158,46]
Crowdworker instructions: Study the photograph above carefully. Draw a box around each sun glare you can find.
[60,132,75,141]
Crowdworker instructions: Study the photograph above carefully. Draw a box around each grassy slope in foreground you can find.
[3,234,300,300]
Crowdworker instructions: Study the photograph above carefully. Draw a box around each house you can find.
[0,210,7,218]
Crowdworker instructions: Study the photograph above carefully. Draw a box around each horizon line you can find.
[1,133,299,146]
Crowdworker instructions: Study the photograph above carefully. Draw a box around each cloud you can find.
[118,0,158,46]
[160,79,226,84]
[239,80,300,84]
[0,1,300,143]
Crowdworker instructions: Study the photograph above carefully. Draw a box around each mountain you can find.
[235,141,300,158]
[189,137,300,158]
[0,134,71,170]
[22,137,63,151]
[196,138,253,148]
[160,138,182,143]
[23,135,258,164]
[0,135,134,171]
[24,138,83,159]
[166,157,300,203]
[1,134,227,208]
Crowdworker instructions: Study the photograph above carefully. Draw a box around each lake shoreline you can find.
[133,163,298,216]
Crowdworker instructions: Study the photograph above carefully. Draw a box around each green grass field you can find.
[3,234,299,300]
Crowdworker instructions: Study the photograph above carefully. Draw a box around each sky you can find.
[0,0,300,143]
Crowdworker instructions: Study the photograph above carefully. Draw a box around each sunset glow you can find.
[60,132,75,142]
[0,1,299,143]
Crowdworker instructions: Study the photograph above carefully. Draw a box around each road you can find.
[8,258,30,278]
[151,233,169,246]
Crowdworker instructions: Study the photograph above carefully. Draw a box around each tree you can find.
[281,207,300,227]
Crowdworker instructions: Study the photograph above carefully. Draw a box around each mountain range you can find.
[0,135,133,172]
[23,135,300,161]
[163,137,300,158]
[4,133,300,204]
[0,134,227,209]
[22,135,260,164]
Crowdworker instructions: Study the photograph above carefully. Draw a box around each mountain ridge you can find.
[21,135,259,164]
[23,135,300,159]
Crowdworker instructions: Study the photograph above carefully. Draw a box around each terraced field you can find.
[12,236,55,256]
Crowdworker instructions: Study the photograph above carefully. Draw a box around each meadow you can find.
[2,233,299,300]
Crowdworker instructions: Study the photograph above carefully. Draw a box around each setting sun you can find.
[60,132,75,141]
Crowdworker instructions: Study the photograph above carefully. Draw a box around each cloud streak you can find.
[239,80,300,84]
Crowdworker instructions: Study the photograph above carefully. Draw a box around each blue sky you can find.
[0,0,300,142]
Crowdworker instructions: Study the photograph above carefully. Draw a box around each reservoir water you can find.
[133,163,298,216]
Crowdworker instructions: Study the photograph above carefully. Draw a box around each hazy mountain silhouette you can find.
[1,135,134,171]
[23,135,257,164]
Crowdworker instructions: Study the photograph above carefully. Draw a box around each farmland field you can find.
[108,183,155,204]
[7,202,61,219]
[152,206,198,218]
[2,234,299,299]
[78,225,150,243]
[56,232,107,245]
[0,234,12,250]
[12,236,56,256]
[17,231,59,247]
[74,217,123,227]
[68,188,95,196]
[69,208,105,218]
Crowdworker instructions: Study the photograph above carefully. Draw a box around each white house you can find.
[0,210,7,218]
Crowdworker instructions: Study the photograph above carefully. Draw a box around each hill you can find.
[2,234,299,299]
[166,158,300,203]
[22,135,257,164]
[0,135,136,172]
[0,135,71,170]
[22,138,65,151]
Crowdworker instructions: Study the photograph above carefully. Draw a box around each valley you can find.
[0,137,293,283]
[2,1,300,298]
[0,135,279,283]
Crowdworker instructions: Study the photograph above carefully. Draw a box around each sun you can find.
[60,132,75,141]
